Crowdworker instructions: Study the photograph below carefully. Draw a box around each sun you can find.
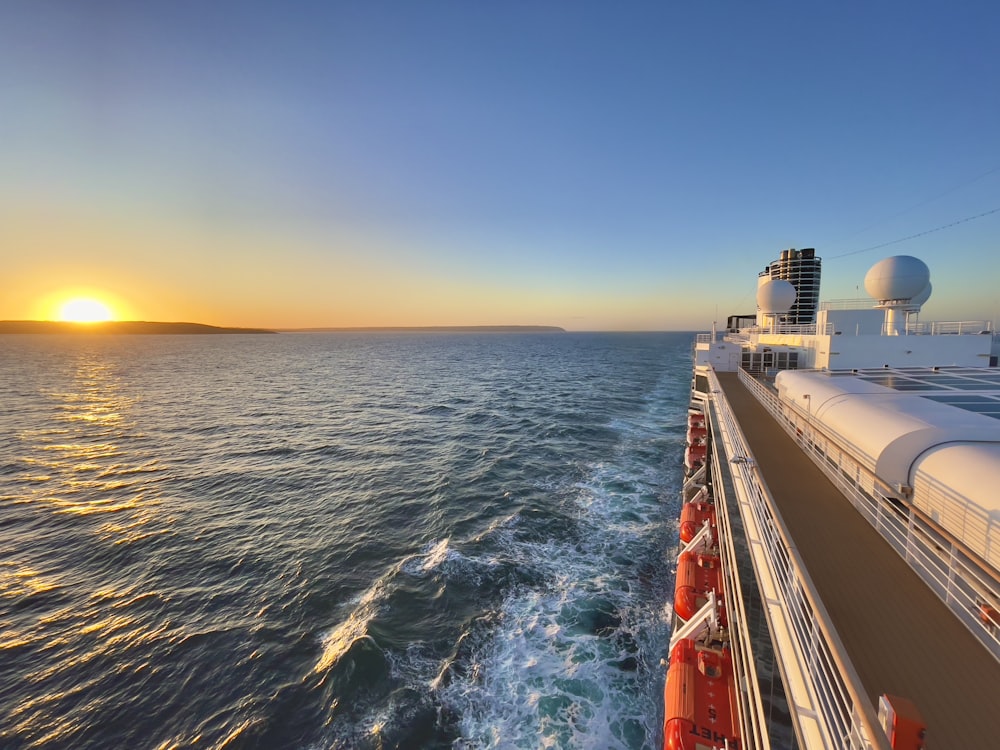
[57,297,116,323]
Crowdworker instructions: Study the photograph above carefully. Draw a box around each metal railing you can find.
[739,368,1000,661]
[904,320,992,336]
[820,299,878,311]
[748,323,831,337]
[707,368,890,750]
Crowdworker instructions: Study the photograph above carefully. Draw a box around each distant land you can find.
[0,321,566,335]
[276,325,566,333]
[0,321,276,335]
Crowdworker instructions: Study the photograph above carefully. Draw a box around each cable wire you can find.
[829,165,1000,244]
[827,205,1000,260]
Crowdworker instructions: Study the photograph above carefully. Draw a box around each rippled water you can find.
[0,331,692,749]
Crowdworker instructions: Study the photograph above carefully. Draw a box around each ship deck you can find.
[716,371,1000,749]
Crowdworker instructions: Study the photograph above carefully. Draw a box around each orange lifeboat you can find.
[686,422,708,445]
[674,550,725,625]
[663,637,741,750]
[684,444,707,476]
[667,407,739,749]
[679,500,716,544]
[687,410,706,429]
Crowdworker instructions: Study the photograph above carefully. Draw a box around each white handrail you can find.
[707,368,890,750]
[706,434,772,750]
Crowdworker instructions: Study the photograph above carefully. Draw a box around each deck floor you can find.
[716,371,1000,749]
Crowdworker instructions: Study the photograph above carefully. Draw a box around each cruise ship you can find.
[663,251,1000,749]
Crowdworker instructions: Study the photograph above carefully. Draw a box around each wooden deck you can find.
[716,371,1000,749]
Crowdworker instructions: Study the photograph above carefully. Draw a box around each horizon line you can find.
[1,319,707,335]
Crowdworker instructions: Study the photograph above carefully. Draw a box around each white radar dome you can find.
[909,282,932,308]
[864,255,930,302]
[756,278,796,314]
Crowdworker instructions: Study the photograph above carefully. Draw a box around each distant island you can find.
[0,321,566,335]
[277,325,566,333]
[0,321,276,335]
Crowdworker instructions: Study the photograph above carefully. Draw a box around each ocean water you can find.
[0,331,693,749]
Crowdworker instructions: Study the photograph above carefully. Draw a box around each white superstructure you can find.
[776,368,1000,569]
[699,254,994,372]
[686,251,1000,749]
[696,253,998,570]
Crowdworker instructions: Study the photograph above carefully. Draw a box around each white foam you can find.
[319,367,684,748]
[434,436,676,748]
[313,581,386,675]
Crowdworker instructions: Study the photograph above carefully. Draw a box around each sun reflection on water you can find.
[0,562,63,600]
[13,352,166,537]
[0,348,182,746]
[2,578,183,746]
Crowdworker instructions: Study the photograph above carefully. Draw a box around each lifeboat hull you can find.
[687,410,706,429]
[679,500,716,543]
[674,550,725,625]
[684,444,707,476]
[686,424,708,445]
[663,638,741,750]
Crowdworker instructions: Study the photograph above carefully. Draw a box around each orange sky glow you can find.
[3,3,999,331]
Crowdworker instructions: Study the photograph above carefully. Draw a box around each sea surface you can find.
[0,331,693,749]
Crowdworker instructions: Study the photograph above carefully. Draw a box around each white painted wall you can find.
[819,308,885,336]
[754,331,991,370]
[694,340,743,372]
[821,334,991,370]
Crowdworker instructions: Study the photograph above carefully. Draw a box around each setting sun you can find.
[57,297,115,323]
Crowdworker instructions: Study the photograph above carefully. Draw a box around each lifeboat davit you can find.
[663,637,741,750]
[679,500,716,544]
[674,550,725,625]
[683,482,710,504]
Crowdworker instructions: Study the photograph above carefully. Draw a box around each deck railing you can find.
[903,320,992,336]
[698,318,993,342]
[707,368,890,750]
[694,393,773,750]
[739,368,1000,661]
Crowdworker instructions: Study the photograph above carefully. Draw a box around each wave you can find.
[0,331,693,749]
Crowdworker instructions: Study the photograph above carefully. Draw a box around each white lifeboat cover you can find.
[774,370,1000,488]
[912,442,1000,567]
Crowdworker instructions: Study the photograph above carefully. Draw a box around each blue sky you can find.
[2,1,998,329]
